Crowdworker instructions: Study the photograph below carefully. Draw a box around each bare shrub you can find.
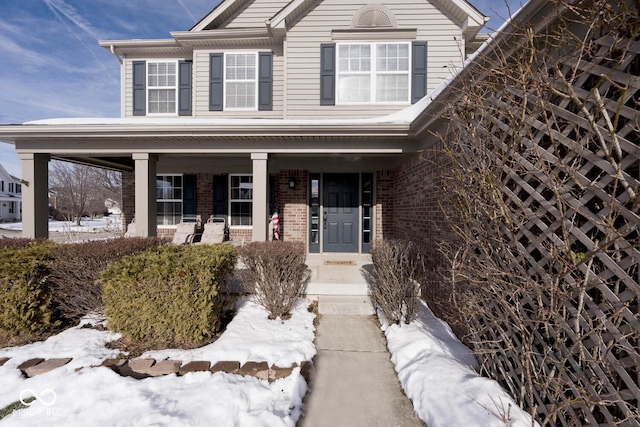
[370,239,424,325]
[238,241,309,320]
[49,237,167,322]
[433,1,640,425]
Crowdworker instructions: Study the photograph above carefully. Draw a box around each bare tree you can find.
[49,161,121,225]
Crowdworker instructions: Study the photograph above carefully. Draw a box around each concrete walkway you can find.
[299,314,424,427]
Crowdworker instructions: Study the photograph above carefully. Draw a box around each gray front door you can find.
[323,173,359,252]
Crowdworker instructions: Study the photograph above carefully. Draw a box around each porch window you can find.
[8,202,14,214]
[225,53,257,110]
[230,175,252,226]
[156,175,182,226]
[337,42,409,104]
[148,61,177,114]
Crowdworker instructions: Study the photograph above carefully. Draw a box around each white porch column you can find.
[19,153,49,239]
[133,153,157,237]
[251,152,269,242]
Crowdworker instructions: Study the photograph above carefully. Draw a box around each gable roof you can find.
[0,163,11,181]
[191,0,487,38]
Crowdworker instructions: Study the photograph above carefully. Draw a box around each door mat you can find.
[323,260,356,266]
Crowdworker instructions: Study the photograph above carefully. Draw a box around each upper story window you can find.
[148,61,177,114]
[225,53,258,110]
[337,42,410,104]
[15,183,21,194]
[8,183,13,193]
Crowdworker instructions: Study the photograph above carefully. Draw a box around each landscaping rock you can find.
[269,365,293,382]
[239,361,269,381]
[179,361,211,376]
[17,358,45,374]
[118,359,155,379]
[148,359,180,377]
[24,358,72,377]
[0,357,10,367]
[211,361,240,374]
[101,359,127,372]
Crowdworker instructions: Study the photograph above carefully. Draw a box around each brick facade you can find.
[276,170,307,243]
[375,170,394,241]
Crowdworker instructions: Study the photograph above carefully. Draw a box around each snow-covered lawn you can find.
[0,299,315,426]
[380,301,538,427]
[0,216,121,233]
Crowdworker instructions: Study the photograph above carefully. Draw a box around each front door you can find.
[323,173,359,252]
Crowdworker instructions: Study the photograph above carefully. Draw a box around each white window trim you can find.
[336,41,411,105]
[156,174,183,227]
[147,60,179,116]
[229,174,253,228]
[223,52,259,111]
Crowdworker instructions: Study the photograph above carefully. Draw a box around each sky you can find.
[0,0,525,178]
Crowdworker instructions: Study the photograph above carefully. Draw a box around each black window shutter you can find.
[209,53,224,111]
[411,41,427,104]
[258,52,273,111]
[320,43,335,106]
[178,60,192,116]
[183,174,197,216]
[212,175,228,217]
[132,60,146,116]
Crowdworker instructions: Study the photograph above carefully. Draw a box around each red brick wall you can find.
[121,171,135,236]
[392,143,452,247]
[196,173,213,221]
[375,170,394,241]
[392,142,455,297]
[276,170,307,243]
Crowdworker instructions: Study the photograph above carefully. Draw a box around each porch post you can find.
[132,153,157,237]
[19,153,49,239]
[251,152,269,241]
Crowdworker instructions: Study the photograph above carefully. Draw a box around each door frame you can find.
[308,172,375,254]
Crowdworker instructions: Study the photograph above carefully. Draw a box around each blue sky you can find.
[0,0,524,178]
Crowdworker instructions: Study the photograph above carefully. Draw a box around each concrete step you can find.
[318,295,374,315]
[306,281,369,296]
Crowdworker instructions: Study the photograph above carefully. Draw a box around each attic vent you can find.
[351,4,397,29]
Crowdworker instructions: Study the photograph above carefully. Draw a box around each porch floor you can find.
[305,253,373,315]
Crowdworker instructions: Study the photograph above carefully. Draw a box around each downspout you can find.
[109,45,123,65]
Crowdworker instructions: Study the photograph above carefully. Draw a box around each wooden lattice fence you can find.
[431,1,640,425]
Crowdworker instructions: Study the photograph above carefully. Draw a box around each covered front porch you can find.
[7,118,420,253]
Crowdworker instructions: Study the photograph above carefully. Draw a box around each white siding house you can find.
[0,163,22,222]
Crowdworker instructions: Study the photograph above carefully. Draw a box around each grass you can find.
[0,396,35,420]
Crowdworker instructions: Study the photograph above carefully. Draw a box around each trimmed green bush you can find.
[49,237,167,322]
[0,241,57,340]
[100,244,237,345]
[238,241,309,320]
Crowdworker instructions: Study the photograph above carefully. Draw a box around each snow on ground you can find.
[0,216,121,233]
[0,299,314,426]
[380,301,538,427]
[143,299,315,367]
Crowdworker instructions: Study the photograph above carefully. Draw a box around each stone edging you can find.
[1,356,313,383]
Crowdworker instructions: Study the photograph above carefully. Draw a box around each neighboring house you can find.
[0,0,491,251]
[0,163,22,222]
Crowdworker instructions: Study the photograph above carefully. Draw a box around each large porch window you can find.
[230,174,252,226]
[156,174,182,226]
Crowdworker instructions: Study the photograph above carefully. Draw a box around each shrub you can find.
[0,241,57,340]
[0,238,45,250]
[370,239,424,325]
[238,241,309,319]
[49,237,167,322]
[101,244,236,345]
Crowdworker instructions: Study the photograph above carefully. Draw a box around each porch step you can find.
[317,295,374,315]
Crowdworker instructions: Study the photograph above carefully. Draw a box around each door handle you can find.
[323,210,327,229]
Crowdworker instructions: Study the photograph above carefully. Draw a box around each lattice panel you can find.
[435,2,640,426]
